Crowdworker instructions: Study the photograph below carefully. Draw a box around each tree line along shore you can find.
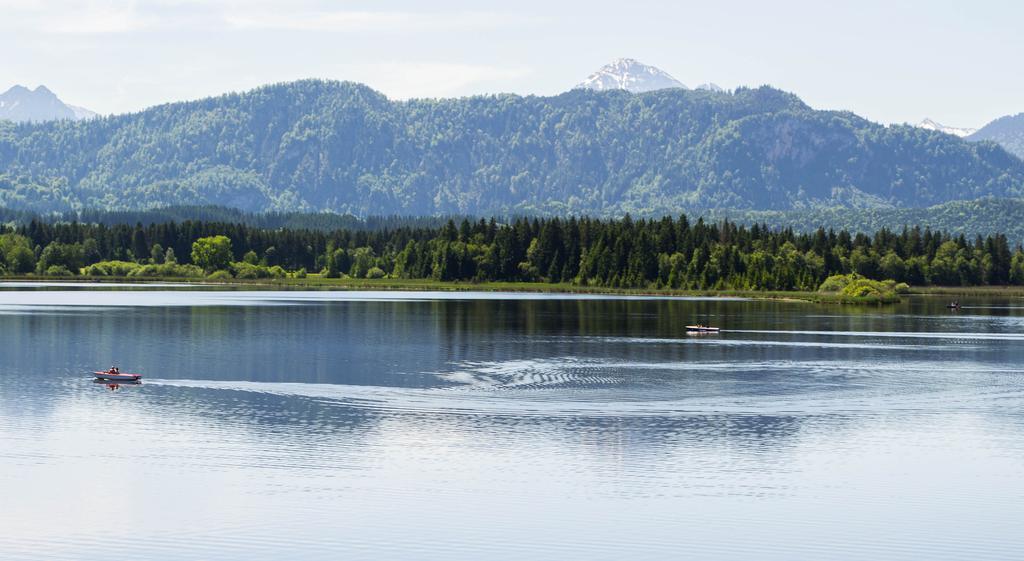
[2,216,1023,303]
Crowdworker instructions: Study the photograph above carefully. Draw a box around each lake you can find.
[1,285,1023,560]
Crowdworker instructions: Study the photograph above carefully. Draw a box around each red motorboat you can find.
[93,369,142,382]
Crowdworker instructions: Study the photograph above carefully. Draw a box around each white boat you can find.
[685,325,720,333]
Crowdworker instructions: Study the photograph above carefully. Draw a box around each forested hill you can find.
[969,113,1024,159]
[1,79,1022,215]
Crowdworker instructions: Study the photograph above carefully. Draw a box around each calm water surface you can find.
[1,286,1023,560]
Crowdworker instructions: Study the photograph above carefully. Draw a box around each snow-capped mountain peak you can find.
[575,58,686,93]
[696,83,725,93]
[0,84,97,122]
[68,104,98,120]
[916,118,977,138]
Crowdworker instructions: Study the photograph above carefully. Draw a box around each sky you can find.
[2,0,1022,127]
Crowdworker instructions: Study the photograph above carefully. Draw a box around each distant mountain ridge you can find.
[916,118,976,138]
[969,113,1024,159]
[915,113,1024,159]
[576,58,686,93]
[1,79,1023,215]
[0,85,97,123]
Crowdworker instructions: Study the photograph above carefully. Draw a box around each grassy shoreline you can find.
[906,285,1024,297]
[0,274,943,304]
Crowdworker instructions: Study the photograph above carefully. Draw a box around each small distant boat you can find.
[686,325,720,333]
[946,301,962,310]
[93,371,143,382]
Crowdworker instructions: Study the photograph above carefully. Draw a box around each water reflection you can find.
[1,291,1023,560]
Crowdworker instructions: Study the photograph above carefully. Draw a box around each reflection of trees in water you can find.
[430,298,773,367]
[426,298,937,392]
[1,297,809,388]
[434,297,769,339]
[1,303,451,387]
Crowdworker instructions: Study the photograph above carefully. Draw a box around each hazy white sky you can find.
[2,0,1021,127]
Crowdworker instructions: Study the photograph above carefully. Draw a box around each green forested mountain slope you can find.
[969,113,1024,159]
[1,80,1022,215]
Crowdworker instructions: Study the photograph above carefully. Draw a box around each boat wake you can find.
[144,353,1024,418]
